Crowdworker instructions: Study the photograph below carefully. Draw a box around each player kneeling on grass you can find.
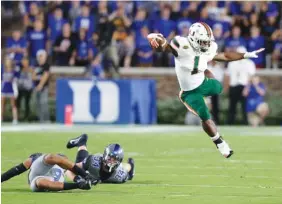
[1,153,98,192]
[147,22,265,158]
[65,134,135,184]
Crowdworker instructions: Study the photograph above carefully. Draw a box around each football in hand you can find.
[147,34,167,52]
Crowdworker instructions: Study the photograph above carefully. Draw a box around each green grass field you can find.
[1,126,282,204]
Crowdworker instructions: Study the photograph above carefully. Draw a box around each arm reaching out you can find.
[213,48,265,62]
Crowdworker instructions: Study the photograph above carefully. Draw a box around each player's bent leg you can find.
[180,90,233,158]
[43,154,93,181]
[1,157,32,183]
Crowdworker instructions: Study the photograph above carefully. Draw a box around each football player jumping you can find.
[1,153,98,192]
[65,134,135,184]
[147,22,265,158]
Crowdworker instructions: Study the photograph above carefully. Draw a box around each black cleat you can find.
[66,134,88,149]
[77,179,92,190]
[226,150,234,158]
[127,158,135,180]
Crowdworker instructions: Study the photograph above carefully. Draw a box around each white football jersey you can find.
[170,36,218,91]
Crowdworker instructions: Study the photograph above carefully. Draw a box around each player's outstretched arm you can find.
[1,157,32,183]
[213,48,265,62]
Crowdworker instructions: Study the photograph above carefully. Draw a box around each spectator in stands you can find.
[153,5,176,40]
[272,30,282,69]
[17,57,33,121]
[109,2,134,68]
[176,8,194,35]
[53,23,76,66]
[73,5,95,39]
[261,12,279,38]
[88,34,99,62]
[1,57,18,124]
[23,2,44,32]
[95,8,119,77]
[27,20,48,65]
[247,26,265,68]
[208,61,225,124]
[199,6,215,27]
[89,55,105,79]
[224,46,256,125]
[33,50,50,123]
[243,75,269,126]
[249,13,259,27]
[135,26,153,67]
[72,28,90,66]
[153,4,175,67]
[224,26,246,52]
[213,23,224,52]
[47,7,68,45]
[69,1,81,23]
[6,30,27,65]
[131,8,149,38]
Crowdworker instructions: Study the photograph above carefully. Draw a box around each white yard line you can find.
[2,124,282,136]
[127,183,282,189]
[137,173,282,179]
[138,165,281,170]
[1,191,281,198]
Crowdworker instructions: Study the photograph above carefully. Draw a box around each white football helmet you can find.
[188,22,214,52]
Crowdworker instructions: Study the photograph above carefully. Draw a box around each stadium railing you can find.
[51,67,282,76]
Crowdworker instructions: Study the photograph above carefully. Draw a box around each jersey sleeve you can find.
[169,36,186,57]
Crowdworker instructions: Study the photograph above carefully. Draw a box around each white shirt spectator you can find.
[225,47,256,86]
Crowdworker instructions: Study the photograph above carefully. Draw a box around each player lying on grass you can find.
[1,153,98,192]
[147,22,265,158]
[65,134,135,184]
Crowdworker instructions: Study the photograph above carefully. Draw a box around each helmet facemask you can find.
[102,144,124,173]
[103,154,121,172]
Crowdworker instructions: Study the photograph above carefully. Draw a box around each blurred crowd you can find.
[2,1,282,76]
[1,1,281,124]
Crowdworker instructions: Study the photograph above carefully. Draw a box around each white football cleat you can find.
[216,140,233,158]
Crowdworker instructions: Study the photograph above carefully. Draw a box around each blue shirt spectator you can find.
[88,38,99,61]
[132,8,149,38]
[23,2,43,32]
[6,30,27,64]
[225,26,246,52]
[73,5,95,39]
[153,6,176,39]
[74,29,90,66]
[228,2,241,15]
[27,20,48,61]
[48,8,68,43]
[245,79,266,113]
[247,27,265,68]
[177,18,194,35]
[136,26,153,66]
[199,7,215,28]
[90,55,104,79]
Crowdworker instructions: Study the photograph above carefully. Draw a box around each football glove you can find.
[244,48,265,58]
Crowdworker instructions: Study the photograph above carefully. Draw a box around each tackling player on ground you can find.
[1,153,98,192]
[147,22,265,158]
[65,134,135,184]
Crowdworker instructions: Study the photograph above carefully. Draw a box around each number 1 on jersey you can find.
[192,56,199,75]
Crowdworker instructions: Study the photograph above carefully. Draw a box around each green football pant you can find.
[179,78,223,121]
